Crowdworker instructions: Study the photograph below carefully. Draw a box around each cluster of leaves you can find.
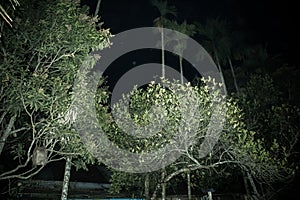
[0,0,112,179]
[107,76,297,198]
[102,82,181,153]
[236,74,299,184]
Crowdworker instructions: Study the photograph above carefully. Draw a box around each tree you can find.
[272,65,300,105]
[195,18,231,95]
[150,2,177,197]
[163,20,196,199]
[235,74,299,198]
[107,78,294,199]
[165,20,196,85]
[223,30,251,94]
[0,0,111,197]
[151,0,177,79]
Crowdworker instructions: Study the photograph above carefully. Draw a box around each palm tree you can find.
[242,44,274,72]
[166,21,196,200]
[0,0,19,28]
[166,20,196,84]
[151,3,177,199]
[151,0,176,79]
[196,18,230,95]
[226,30,253,94]
[196,18,256,95]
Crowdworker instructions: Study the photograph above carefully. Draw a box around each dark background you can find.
[81,0,298,97]
[82,0,296,65]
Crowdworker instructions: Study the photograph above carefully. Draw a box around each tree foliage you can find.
[0,0,111,180]
[108,78,294,198]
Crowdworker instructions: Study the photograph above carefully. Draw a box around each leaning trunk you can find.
[228,57,239,93]
[61,156,72,200]
[247,170,260,197]
[214,51,227,96]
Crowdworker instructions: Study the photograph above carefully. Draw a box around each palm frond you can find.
[0,0,19,27]
[0,4,13,27]
[151,0,177,18]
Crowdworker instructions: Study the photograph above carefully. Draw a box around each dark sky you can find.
[83,0,294,59]
[81,0,295,90]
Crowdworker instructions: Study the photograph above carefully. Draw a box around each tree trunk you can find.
[179,56,183,84]
[145,173,150,200]
[228,57,239,93]
[161,26,165,79]
[214,52,227,96]
[151,166,200,200]
[243,171,250,196]
[247,170,260,197]
[208,191,213,200]
[187,170,192,200]
[151,182,160,200]
[61,157,72,200]
[161,169,166,200]
[94,0,102,17]
[0,114,16,155]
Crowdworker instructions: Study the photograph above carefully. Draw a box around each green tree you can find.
[150,2,176,196]
[272,65,300,105]
[235,74,299,198]
[162,20,196,199]
[0,0,111,191]
[151,0,177,79]
[107,78,294,199]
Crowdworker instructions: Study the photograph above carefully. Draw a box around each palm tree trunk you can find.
[179,56,183,84]
[94,0,102,17]
[228,57,239,93]
[61,156,72,200]
[187,170,192,200]
[161,26,165,79]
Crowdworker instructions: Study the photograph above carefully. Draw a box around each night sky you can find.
[81,0,296,92]
[83,0,294,62]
